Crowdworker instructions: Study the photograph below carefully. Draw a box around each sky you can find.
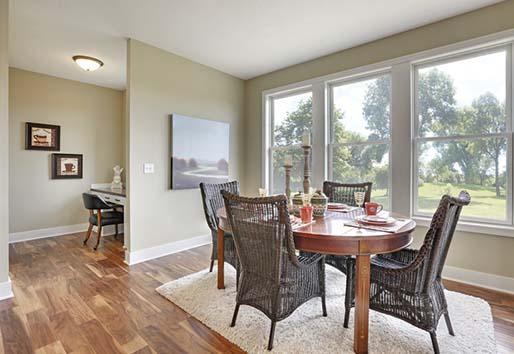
[172,114,229,162]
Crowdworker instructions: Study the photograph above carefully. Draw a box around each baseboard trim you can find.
[9,223,124,243]
[0,277,13,301]
[126,234,211,266]
[443,265,514,295]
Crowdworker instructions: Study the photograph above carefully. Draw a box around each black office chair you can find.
[82,193,124,250]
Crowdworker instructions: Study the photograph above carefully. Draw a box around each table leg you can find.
[354,254,370,354]
[217,227,225,289]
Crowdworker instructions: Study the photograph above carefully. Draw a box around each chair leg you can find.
[236,267,240,290]
[115,224,119,239]
[230,304,240,327]
[321,295,327,317]
[84,223,93,245]
[343,267,353,328]
[343,308,351,328]
[429,331,440,354]
[444,312,455,336]
[267,321,277,351]
[209,259,214,272]
[94,225,102,250]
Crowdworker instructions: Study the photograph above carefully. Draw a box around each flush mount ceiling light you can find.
[72,55,104,72]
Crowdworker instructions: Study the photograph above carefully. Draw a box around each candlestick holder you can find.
[302,145,311,194]
[283,163,293,201]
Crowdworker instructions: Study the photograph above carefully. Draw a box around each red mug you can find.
[365,202,383,216]
[300,205,313,224]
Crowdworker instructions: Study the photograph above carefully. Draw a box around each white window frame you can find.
[326,70,393,209]
[262,29,514,238]
[411,45,513,227]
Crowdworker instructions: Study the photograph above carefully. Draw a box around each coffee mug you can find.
[365,202,383,215]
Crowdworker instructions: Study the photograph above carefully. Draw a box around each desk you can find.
[217,208,415,354]
[90,184,126,206]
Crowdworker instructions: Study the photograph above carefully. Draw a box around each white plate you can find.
[359,216,396,226]
[327,202,349,209]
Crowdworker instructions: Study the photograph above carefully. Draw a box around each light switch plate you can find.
[144,163,154,174]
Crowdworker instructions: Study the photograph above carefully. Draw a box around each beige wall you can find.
[126,39,244,252]
[9,68,124,233]
[0,0,9,285]
[244,1,514,278]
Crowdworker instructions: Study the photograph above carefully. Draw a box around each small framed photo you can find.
[51,153,83,179]
[26,122,61,151]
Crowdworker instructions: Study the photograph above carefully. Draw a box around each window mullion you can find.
[311,82,326,188]
[390,62,412,216]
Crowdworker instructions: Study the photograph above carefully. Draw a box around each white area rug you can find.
[156,266,496,353]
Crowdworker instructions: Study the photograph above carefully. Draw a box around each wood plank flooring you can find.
[1,233,513,353]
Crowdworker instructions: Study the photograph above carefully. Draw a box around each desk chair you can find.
[82,193,124,250]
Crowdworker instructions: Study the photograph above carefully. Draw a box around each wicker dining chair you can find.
[343,191,471,354]
[222,191,327,351]
[199,181,240,277]
[323,181,372,207]
[322,181,372,322]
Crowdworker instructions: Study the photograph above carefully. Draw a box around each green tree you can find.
[418,69,457,136]
[362,75,391,141]
[471,93,506,197]
[274,99,312,146]
[272,98,312,193]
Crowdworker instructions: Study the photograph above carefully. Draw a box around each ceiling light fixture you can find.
[72,55,104,72]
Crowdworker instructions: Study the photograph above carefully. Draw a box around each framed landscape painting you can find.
[26,122,60,151]
[51,153,83,179]
[171,114,230,190]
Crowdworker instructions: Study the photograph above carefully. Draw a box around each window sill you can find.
[411,216,514,238]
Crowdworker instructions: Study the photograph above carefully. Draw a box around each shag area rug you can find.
[156,266,496,353]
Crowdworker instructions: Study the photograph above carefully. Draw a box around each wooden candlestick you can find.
[302,145,311,194]
[284,163,292,200]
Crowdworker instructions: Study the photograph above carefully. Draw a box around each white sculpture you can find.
[111,165,124,190]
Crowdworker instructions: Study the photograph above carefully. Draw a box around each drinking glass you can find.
[354,191,365,209]
[354,191,365,232]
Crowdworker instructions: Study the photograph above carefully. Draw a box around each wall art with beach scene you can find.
[171,114,230,190]
[51,153,83,179]
[25,122,61,151]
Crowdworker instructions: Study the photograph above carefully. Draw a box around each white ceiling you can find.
[9,0,503,90]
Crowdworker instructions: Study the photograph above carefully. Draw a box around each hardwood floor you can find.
[1,233,513,353]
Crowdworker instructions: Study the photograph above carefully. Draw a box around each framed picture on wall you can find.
[25,122,61,151]
[171,114,230,190]
[51,153,83,179]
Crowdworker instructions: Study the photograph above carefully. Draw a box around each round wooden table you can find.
[216,208,415,354]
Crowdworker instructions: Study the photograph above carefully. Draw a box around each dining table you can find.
[216,207,416,354]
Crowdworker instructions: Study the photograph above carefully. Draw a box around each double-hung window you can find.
[328,73,392,209]
[264,33,514,234]
[413,48,512,224]
[268,89,313,195]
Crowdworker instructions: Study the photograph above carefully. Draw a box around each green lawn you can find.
[371,188,389,210]
[369,183,506,220]
[418,182,506,220]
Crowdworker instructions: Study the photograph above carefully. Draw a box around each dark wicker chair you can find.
[199,181,240,276]
[322,181,372,322]
[323,181,372,207]
[343,191,471,354]
[222,192,327,351]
